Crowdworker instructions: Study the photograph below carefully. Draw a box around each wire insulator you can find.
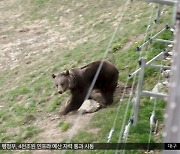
[170,28,175,33]
[147,24,151,29]
[130,116,134,124]
[128,74,132,78]
[166,25,170,30]
[150,111,155,128]
[138,59,142,66]
[149,37,153,43]
[123,122,131,141]
[107,128,114,143]
[136,46,141,51]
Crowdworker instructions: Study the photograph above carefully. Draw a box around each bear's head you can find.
[52,70,71,94]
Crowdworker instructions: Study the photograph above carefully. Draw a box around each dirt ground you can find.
[0,0,127,144]
[0,0,96,143]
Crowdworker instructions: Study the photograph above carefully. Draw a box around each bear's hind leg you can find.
[101,82,117,106]
[101,91,114,106]
[101,75,118,105]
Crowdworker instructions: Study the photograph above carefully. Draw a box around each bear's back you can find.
[81,61,119,85]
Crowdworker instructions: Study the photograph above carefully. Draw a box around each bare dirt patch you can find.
[36,112,95,143]
[0,0,146,146]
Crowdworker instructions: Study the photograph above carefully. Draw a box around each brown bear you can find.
[52,60,119,115]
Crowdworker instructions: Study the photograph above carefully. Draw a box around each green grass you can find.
[58,121,71,132]
[48,97,62,112]
[0,0,173,153]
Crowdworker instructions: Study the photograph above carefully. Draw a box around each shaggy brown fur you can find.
[52,61,119,115]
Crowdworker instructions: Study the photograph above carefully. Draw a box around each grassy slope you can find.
[0,0,173,154]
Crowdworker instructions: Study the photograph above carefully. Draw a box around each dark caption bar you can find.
[0,143,179,150]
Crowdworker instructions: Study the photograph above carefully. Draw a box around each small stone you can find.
[78,99,101,114]
[23,115,36,124]
[26,61,31,64]
[1,35,7,39]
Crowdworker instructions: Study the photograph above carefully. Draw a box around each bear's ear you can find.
[65,70,69,76]
[52,74,56,78]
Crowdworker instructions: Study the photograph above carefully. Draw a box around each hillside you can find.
[0,0,173,154]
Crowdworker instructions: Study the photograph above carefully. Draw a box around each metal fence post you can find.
[155,4,162,22]
[163,1,180,152]
[133,58,146,126]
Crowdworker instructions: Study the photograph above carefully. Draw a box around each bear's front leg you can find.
[60,102,81,115]
[60,91,86,115]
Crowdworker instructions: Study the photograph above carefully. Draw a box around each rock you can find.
[168,44,173,48]
[18,28,30,33]
[162,70,171,78]
[0,106,4,111]
[50,116,60,121]
[78,99,101,114]
[23,114,36,124]
[165,57,171,60]
[14,70,19,75]
[168,52,173,56]
[163,52,172,59]
[26,61,31,64]
[162,80,169,86]
[150,83,164,100]
[131,97,137,103]
[1,35,7,39]
[48,113,52,117]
